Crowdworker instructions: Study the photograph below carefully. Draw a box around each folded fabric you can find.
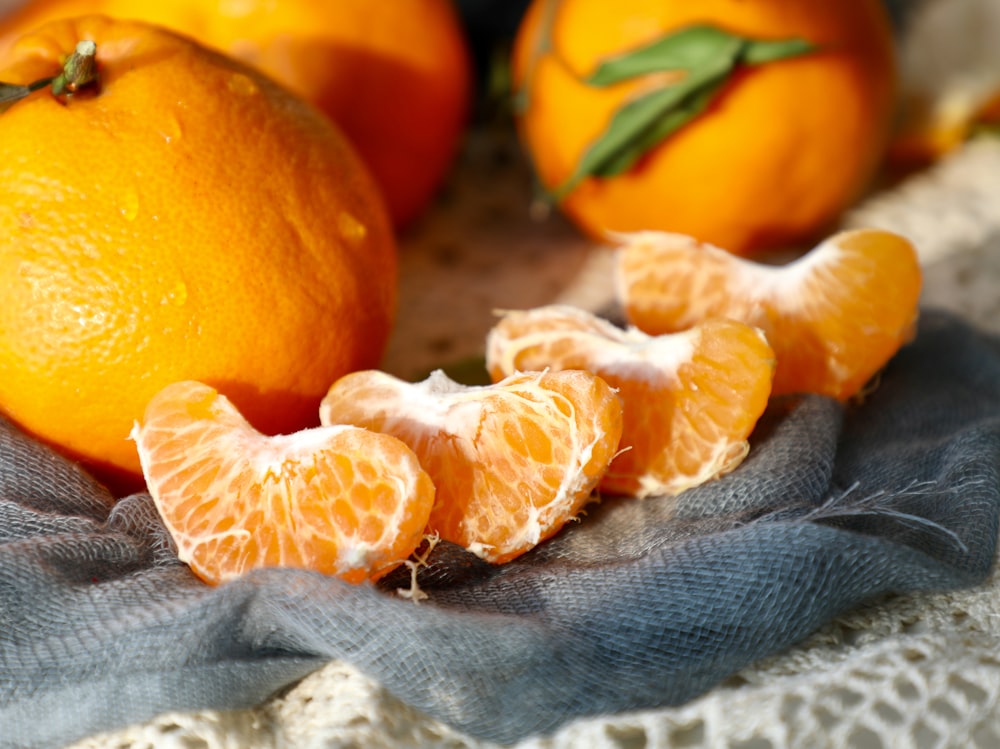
[1,308,998,749]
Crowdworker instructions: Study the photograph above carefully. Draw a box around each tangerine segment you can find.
[615,229,922,401]
[132,381,435,586]
[319,369,623,564]
[487,305,775,498]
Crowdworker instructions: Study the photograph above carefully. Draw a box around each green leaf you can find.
[554,42,740,198]
[512,0,562,115]
[594,80,725,178]
[588,25,744,87]
[0,83,33,113]
[743,37,816,65]
[0,77,54,113]
[545,23,819,201]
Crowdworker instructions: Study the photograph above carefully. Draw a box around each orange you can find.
[615,229,922,401]
[0,0,472,228]
[319,368,623,564]
[132,380,435,585]
[890,89,1000,172]
[884,1,1000,174]
[512,0,897,255]
[486,305,775,498]
[0,16,396,495]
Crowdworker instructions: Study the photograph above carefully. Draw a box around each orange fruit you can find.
[890,88,1000,172]
[0,0,472,228]
[512,0,897,255]
[885,1,1000,173]
[0,16,396,494]
[615,229,922,401]
[319,368,624,564]
[486,305,775,498]
[132,380,435,585]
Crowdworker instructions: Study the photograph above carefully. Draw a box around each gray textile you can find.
[1,309,998,749]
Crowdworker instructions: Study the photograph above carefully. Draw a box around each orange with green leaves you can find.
[512,0,897,254]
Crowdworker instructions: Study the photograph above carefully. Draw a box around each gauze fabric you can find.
[1,309,997,749]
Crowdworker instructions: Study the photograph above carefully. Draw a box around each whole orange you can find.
[0,0,472,229]
[0,16,397,495]
[512,0,897,255]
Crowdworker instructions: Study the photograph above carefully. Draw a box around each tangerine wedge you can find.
[319,369,623,564]
[487,305,775,498]
[616,228,922,401]
[132,380,435,585]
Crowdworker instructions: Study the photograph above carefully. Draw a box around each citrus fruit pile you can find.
[132,226,920,586]
[0,8,921,589]
[482,228,920,503]
[134,367,625,581]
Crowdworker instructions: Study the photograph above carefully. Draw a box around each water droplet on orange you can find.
[163,281,188,307]
[227,73,259,97]
[159,114,183,144]
[120,190,139,221]
[337,211,367,243]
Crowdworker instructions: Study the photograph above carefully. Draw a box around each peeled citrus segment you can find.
[615,228,922,401]
[486,305,775,498]
[132,381,435,586]
[319,369,623,564]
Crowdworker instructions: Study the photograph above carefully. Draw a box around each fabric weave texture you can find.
[1,309,998,749]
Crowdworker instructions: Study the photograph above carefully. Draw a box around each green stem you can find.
[27,77,55,93]
[512,0,566,114]
[51,40,99,96]
[0,39,98,113]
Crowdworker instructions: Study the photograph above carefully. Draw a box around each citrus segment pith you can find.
[320,368,624,564]
[615,229,922,400]
[487,305,775,498]
[132,381,435,586]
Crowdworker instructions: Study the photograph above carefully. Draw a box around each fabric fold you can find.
[1,309,998,748]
